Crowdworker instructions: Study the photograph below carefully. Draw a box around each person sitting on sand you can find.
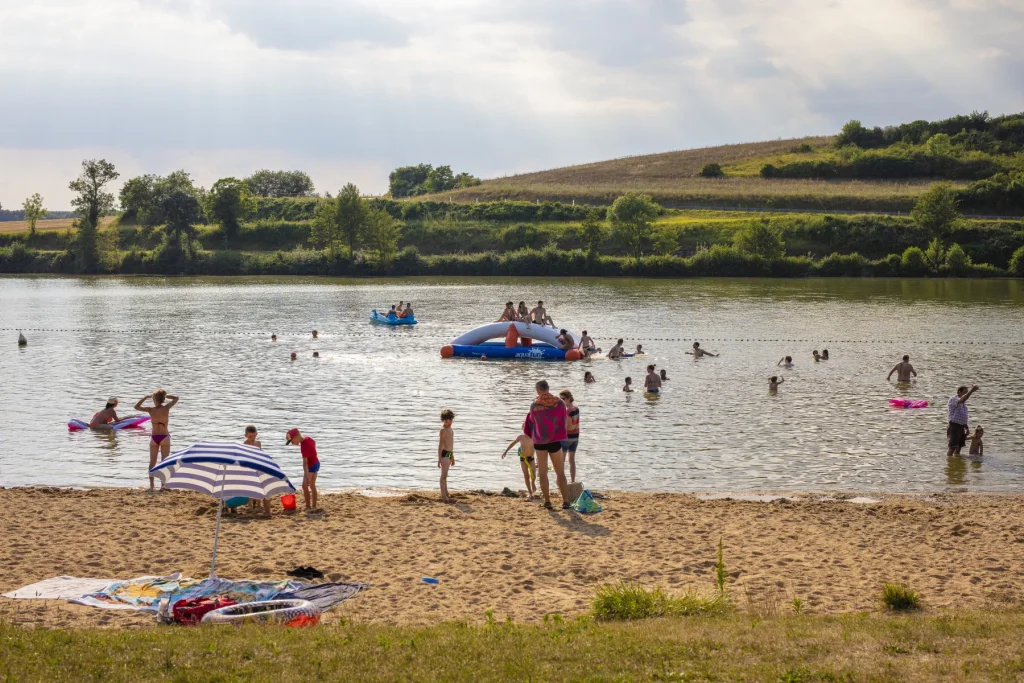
[643,364,662,394]
[135,390,179,491]
[244,425,272,516]
[660,369,669,382]
[498,301,517,322]
[888,355,916,382]
[530,301,554,327]
[522,380,570,510]
[769,376,784,392]
[501,434,537,500]
[286,428,320,512]
[556,329,574,351]
[89,397,121,429]
[608,339,625,359]
[687,342,718,358]
[777,356,794,368]
[584,371,596,384]
[813,350,821,362]
[967,425,984,457]
[437,410,456,503]
[623,377,633,392]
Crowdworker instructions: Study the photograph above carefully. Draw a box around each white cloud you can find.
[0,0,1022,209]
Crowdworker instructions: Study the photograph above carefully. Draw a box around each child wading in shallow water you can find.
[967,426,984,456]
[769,376,784,392]
[438,410,456,502]
[501,434,537,500]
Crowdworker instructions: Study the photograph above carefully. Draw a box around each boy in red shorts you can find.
[286,428,320,512]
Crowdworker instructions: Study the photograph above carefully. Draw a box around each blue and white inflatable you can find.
[370,309,417,325]
[441,322,582,361]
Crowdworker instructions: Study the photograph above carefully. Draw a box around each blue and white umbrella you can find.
[150,441,296,578]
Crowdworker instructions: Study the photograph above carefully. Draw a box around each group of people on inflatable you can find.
[498,300,555,327]
[386,302,415,319]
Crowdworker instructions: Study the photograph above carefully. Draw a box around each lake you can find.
[2,276,1023,493]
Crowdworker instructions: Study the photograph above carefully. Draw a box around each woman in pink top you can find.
[523,380,570,509]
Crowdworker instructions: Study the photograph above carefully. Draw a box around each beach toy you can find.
[370,309,417,325]
[441,322,583,361]
[201,599,320,627]
[281,494,297,511]
[889,399,929,409]
[421,577,440,585]
[570,490,602,514]
[68,415,151,432]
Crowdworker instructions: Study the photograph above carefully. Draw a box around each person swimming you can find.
[777,355,794,368]
[584,371,596,384]
[634,344,644,356]
[686,342,718,358]
[769,376,784,392]
[821,349,830,360]
[813,350,821,362]
[271,334,277,342]
[659,369,669,381]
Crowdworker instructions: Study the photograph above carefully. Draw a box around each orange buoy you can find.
[565,349,583,361]
[520,336,533,347]
[440,345,455,358]
[504,324,519,348]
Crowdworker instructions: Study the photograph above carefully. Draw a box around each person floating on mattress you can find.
[89,397,121,429]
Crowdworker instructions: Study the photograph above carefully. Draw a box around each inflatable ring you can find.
[201,599,321,627]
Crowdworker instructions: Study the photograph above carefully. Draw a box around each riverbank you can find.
[3,488,1023,630]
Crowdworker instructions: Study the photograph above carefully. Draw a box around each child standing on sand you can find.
[285,428,319,512]
[501,434,536,500]
[559,390,580,484]
[244,426,272,516]
[438,410,456,503]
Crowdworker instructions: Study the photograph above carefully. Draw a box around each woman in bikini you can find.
[135,389,179,491]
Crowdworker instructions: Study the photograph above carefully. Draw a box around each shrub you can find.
[500,223,550,252]
[1009,245,1024,277]
[733,219,785,260]
[900,246,929,275]
[944,243,971,276]
[592,582,727,621]
[881,582,921,611]
[815,252,869,277]
[698,163,725,178]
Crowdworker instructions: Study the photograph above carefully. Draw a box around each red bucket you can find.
[281,494,297,511]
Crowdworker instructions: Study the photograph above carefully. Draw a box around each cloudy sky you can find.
[1,0,1022,209]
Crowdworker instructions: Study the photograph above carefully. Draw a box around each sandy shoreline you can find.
[2,487,1023,629]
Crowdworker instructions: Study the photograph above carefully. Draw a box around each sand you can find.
[2,487,1023,629]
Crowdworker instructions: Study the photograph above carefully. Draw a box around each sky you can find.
[1,0,1022,209]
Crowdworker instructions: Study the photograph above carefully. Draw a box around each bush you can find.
[732,219,785,260]
[900,246,929,275]
[592,582,728,621]
[881,582,921,611]
[944,243,971,276]
[815,252,869,277]
[500,223,550,252]
[698,163,725,178]
[1010,246,1024,277]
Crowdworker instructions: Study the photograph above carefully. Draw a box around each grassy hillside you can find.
[0,216,116,234]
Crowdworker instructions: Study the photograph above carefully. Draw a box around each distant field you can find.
[419,136,968,211]
[0,216,116,234]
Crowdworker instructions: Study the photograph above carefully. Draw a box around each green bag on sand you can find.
[571,490,602,514]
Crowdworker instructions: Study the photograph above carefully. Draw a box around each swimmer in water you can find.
[135,390,179,491]
[821,349,830,360]
[312,330,318,339]
[659,369,669,382]
[887,355,917,382]
[635,344,644,355]
[769,376,784,392]
[777,355,794,368]
[813,350,821,362]
[501,434,537,500]
[584,371,596,384]
[291,352,297,360]
[643,364,661,394]
[623,377,633,392]
[967,425,984,456]
[312,351,319,358]
[686,341,718,358]
[607,339,625,359]
[271,334,277,342]
[89,397,121,429]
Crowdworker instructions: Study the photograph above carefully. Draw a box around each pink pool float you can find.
[889,399,929,409]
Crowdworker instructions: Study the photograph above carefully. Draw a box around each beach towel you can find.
[161,578,303,611]
[276,582,371,610]
[70,573,199,610]
[523,393,568,444]
[2,576,117,601]
[570,490,602,514]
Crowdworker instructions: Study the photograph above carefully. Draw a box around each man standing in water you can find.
[135,389,179,491]
[523,380,570,510]
[946,385,979,457]
[887,355,917,382]
[686,341,718,358]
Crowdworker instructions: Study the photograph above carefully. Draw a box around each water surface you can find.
[1,276,1022,493]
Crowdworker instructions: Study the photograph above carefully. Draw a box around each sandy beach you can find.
[2,487,1023,629]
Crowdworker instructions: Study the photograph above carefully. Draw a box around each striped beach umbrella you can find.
[150,441,296,578]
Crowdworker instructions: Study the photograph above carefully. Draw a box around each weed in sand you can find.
[592,582,728,621]
[882,582,922,611]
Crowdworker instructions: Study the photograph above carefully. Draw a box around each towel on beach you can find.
[2,576,117,601]
[276,582,371,610]
[70,573,201,610]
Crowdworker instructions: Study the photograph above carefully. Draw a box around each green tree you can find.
[161,190,203,261]
[204,177,254,242]
[1009,245,1024,277]
[607,192,660,261]
[425,165,455,193]
[580,209,606,256]
[911,183,962,239]
[733,218,785,260]
[364,207,402,270]
[22,193,47,236]
[698,163,725,178]
[118,174,156,223]
[335,183,367,254]
[926,133,953,157]
[388,164,432,198]
[243,170,315,197]
[901,246,928,275]
[453,172,481,188]
[309,199,340,255]
[69,159,118,272]
[654,228,680,256]
[924,237,946,274]
[945,243,971,276]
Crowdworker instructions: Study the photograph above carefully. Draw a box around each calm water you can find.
[2,276,1023,493]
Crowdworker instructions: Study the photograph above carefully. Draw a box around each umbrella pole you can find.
[210,465,226,579]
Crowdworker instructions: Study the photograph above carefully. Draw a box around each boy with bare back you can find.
[135,389,179,491]
[438,410,456,502]
[501,433,537,500]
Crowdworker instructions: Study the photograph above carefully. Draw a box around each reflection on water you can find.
[1,275,1023,493]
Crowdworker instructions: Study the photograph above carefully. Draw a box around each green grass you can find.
[592,582,729,621]
[883,582,923,612]
[4,611,1024,681]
